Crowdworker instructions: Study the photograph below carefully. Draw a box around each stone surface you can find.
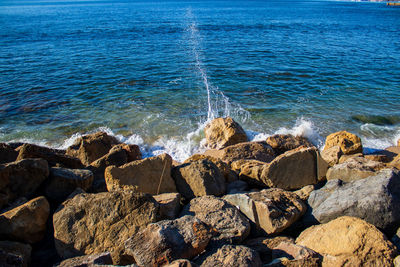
[125,215,212,266]
[56,252,113,267]
[16,143,83,169]
[296,216,398,266]
[392,227,400,252]
[181,195,250,244]
[153,193,181,220]
[172,159,225,200]
[45,167,93,201]
[323,130,363,155]
[66,132,120,166]
[364,153,390,163]
[244,237,295,263]
[326,156,384,182]
[105,153,177,195]
[0,241,31,267]
[111,143,142,162]
[320,145,342,166]
[266,134,313,155]
[337,152,363,164]
[204,117,248,149]
[200,245,262,267]
[293,185,315,201]
[223,189,306,235]
[165,259,199,267]
[0,249,23,267]
[226,180,249,194]
[0,143,18,164]
[306,168,400,235]
[270,241,320,267]
[53,191,159,265]
[230,159,267,187]
[0,196,50,243]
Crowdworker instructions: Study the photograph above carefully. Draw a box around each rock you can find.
[296,216,398,266]
[204,141,275,164]
[323,130,363,155]
[45,167,93,201]
[244,237,295,263]
[0,241,31,267]
[320,145,342,166]
[269,241,321,267]
[392,227,400,252]
[223,189,306,235]
[0,159,49,201]
[0,143,18,164]
[0,249,23,267]
[105,153,176,195]
[204,117,248,149]
[125,215,212,266]
[395,256,400,267]
[364,153,390,163]
[389,154,400,170]
[199,245,262,267]
[16,143,83,169]
[53,191,159,265]
[165,259,198,267]
[226,180,248,194]
[111,143,142,162]
[230,159,267,187]
[380,146,400,162]
[66,132,120,166]
[337,152,363,164]
[181,195,250,244]
[153,193,181,220]
[293,185,315,201]
[56,252,113,267]
[172,159,225,200]
[326,156,385,182]
[266,134,313,155]
[306,168,400,235]
[0,196,49,243]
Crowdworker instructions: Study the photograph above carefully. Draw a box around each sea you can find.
[1,0,399,161]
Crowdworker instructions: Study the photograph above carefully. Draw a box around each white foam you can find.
[274,118,324,147]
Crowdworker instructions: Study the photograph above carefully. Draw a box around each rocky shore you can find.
[1,116,400,266]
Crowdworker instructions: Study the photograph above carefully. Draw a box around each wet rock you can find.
[125,216,212,266]
[320,145,342,166]
[56,252,113,267]
[0,241,31,267]
[199,245,262,267]
[0,196,49,243]
[153,192,181,220]
[296,216,398,266]
[204,117,248,149]
[323,130,363,155]
[53,191,159,265]
[0,143,18,164]
[266,134,313,155]
[181,195,250,244]
[172,159,225,200]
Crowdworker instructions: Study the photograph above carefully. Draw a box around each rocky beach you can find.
[1,116,400,267]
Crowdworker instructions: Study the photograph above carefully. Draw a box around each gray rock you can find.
[199,245,262,267]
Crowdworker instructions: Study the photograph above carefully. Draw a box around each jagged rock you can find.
[0,158,48,201]
[204,141,275,165]
[0,143,18,164]
[16,143,83,169]
[323,130,363,155]
[0,241,31,267]
[379,146,400,162]
[230,159,266,187]
[294,185,315,201]
[266,134,313,155]
[53,191,159,265]
[0,196,49,243]
[45,167,93,201]
[56,252,113,267]
[337,152,363,164]
[223,189,306,235]
[389,154,400,170]
[153,193,181,220]
[244,237,295,263]
[165,259,198,267]
[296,216,398,266]
[111,143,142,162]
[364,153,390,163]
[199,245,262,267]
[204,117,248,149]
[105,153,176,195]
[181,195,250,244]
[226,180,248,194]
[326,156,384,182]
[66,132,120,166]
[320,145,342,166]
[125,216,212,266]
[306,168,400,235]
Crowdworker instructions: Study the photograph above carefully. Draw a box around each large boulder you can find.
[230,159,266,187]
[125,215,212,266]
[306,168,400,235]
[244,236,295,264]
[323,130,363,155]
[56,252,113,267]
[266,134,313,155]
[153,193,181,220]
[199,245,262,267]
[0,143,18,164]
[105,153,177,195]
[223,189,306,235]
[181,195,250,244]
[66,132,120,165]
[296,216,398,266]
[204,117,248,149]
[0,196,49,244]
[172,159,225,200]
[320,145,342,166]
[53,191,159,265]
[0,249,24,267]
[0,241,31,267]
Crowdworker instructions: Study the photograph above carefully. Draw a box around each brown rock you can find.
[105,153,177,195]
[244,237,295,263]
[293,185,315,201]
[338,152,363,164]
[231,159,266,187]
[204,117,248,149]
[0,241,31,267]
[56,252,113,267]
[66,132,120,165]
[320,145,342,166]
[125,215,212,266]
[53,191,159,265]
[269,241,321,267]
[323,130,363,155]
[364,154,390,163]
[389,154,400,170]
[165,259,199,267]
[266,134,313,155]
[296,216,398,266]
[0,196,50,243]
[380,146,400,162]
[111,143,142,162]
[0,143,18,164]
[200,245,262,267]
[172,159,225,200]
[153,193,181,220]
[0,249,23,267]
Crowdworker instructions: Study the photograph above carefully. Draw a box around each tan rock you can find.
[389,154,400,170]
[200,245,262,267]
[323,130,363,155]
[231,159,266,186]
[266,134,313,155]
[244,236,295,263]
[165,259,199,267]
[204,117,248,149]
[338,153,363,164]
[105,153,177,195]
[0,196,49,243]
[269,241,321,267]
[364,154,390,163]
[0,241,31,267]
[398,139,400,147]
[153,192,181,220]
[296,216,398,266]
[111,143,141,162]
[380,146,400,162]
[56,252,113,267]
[294,185,315,201]
[0,143,18,164]
[320,145,342,166]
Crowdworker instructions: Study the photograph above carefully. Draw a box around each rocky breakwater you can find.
[1,117,400,266]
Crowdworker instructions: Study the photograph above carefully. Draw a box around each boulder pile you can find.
[1,117,400,266]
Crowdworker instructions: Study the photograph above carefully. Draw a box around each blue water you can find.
[1,0,400,160]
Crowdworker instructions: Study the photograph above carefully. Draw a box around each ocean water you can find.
[1,0,400,161]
